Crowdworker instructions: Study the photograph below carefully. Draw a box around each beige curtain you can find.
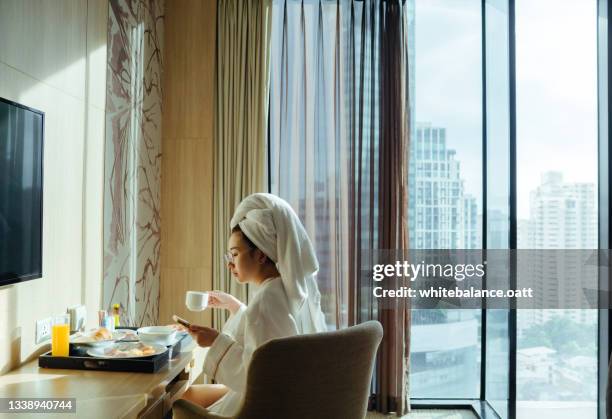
[213,0,272,329]
[373,1,411,414]
[349,1,411,414]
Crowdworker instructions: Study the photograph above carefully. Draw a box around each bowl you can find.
[137,326,177,346]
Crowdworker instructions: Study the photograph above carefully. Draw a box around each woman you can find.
[181,193,327,416]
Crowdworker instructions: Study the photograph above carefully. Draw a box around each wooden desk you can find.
[0,337,208,419]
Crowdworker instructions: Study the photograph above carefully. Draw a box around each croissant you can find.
[93,327,112,341]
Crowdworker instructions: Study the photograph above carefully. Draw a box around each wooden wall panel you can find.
[162,1,215,142]
[161,139,212,269]
[160,0,216,327]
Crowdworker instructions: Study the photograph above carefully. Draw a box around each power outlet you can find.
[35,317,53,344]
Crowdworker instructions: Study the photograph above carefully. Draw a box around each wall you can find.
[159,0,216,328]
[0,0,108,374]
[103,0,164,327]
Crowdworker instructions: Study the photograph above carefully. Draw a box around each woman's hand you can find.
[208,291,244,315]
[188,324,220,347]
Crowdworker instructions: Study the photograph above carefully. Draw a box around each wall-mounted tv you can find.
[0,97,43,286]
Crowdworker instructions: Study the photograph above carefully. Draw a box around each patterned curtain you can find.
[103,0,164,326]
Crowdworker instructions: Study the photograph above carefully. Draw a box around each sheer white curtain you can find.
[268,0,412,414]
[269,0,352,329]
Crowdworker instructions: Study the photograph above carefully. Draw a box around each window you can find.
[484,0,510,417]
[408,0,483,399]
[515,1,598,418]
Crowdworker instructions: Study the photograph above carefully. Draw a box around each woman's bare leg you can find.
[181,384,229,408]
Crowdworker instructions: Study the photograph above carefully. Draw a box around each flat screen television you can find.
[0,97,43,286]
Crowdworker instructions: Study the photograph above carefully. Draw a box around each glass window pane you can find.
[409,0,482,399]
[485,0,510,416]
[515,1,598,418]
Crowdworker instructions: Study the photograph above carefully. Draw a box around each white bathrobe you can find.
[203,193,327,415]
[204,275,324,416]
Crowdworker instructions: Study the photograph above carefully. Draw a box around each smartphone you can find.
[172,314,191,328]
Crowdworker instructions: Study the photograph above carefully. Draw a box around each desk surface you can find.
[0,337,202,419]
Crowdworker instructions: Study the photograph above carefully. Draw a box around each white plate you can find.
[87,342,167,359]
[70,330,126,347]
[115,329,139,342]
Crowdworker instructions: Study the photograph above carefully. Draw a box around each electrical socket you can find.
[35,317,53,344]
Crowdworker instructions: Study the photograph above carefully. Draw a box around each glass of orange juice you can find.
[51,324,70,357]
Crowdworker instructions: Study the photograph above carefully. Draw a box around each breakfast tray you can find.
[38,327,188,373]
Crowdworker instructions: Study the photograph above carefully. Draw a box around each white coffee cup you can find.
[186,291,209,311]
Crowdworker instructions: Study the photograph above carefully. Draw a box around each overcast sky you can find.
[414,0,598,219]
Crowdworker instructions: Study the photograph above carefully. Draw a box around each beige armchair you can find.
[173,321,383,419]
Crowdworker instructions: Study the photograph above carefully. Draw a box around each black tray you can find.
[38,327,188,373]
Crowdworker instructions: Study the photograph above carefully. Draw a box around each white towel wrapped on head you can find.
[230,193,326,332]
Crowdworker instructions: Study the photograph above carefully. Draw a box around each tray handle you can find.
[84,360,109,369]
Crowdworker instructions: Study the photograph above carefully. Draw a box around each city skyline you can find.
[410,119,598,252]
[415,0,598,220]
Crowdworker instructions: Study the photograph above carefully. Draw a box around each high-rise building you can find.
[519,172,597,327]
[409,122,479,250]
[408,122,480,397]
[524,172,596,250]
